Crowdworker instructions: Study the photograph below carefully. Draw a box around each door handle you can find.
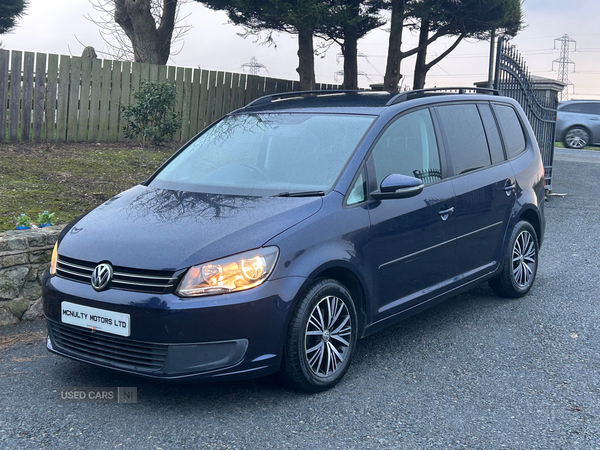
[504,181,516,196]
[438,207,455,221]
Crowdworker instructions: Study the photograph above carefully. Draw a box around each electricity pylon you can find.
[242,57,267,76]
[553,34,576,101]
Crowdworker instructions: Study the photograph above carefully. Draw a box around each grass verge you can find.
[554,141,599,151]
[0,142,177,232]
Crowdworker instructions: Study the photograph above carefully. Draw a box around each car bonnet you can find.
[57,185,323,271]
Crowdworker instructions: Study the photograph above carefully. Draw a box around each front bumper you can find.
[43,271,306,381]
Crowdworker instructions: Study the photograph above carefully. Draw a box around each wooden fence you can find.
[0,49,339,144]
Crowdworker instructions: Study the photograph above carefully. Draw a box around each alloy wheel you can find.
[565,128,589,149]
[304,295,352,378]
[512,230,536,288]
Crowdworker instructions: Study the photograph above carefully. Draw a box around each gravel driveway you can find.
[1,148,599,450]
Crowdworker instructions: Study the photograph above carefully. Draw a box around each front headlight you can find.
[50,241,58,275]
[177,247,279,297]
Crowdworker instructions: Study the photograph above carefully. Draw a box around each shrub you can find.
[121,80,181,146]
[37,211,56,226]
[15,213,31,228]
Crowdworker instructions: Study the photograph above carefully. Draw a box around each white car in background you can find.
[556,100,600,149]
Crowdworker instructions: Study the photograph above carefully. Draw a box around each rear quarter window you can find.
[492,104,527,159]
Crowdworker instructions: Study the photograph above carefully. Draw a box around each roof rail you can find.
[244,90,362,108]
[386,87,499,106]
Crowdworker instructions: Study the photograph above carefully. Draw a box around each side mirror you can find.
[370,174,424,200]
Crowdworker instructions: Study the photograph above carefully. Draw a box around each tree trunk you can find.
[296,24,316,90]
[418,34,465,89]
[114,0,177,65]
[412,16,430,90]
[383,0,405,92]
[342,0,360,90]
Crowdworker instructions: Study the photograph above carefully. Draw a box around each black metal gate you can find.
[494,36,557,190]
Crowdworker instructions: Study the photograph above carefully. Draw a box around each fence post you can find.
[33,52,46,143]
[0,50,9,144]
[9,50,22,142]
[189,68,201,137]
[118,61,132,141]
[77,57,93,142]
[45,54,59,143]
[179,67,192,142]
[97,60,113,141]
[55,55,70,142]
[108,60,122,142]
[21,52,34,142]
[66,57,82,142]
[174,67,185,141]
[88,58,102,142]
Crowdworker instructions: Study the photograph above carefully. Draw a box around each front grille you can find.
[56,255,181,294]
[49,321,168,372]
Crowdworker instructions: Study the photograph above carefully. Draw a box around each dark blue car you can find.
[43,89,545,392]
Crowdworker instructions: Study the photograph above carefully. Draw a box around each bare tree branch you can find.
[86,0,192,63]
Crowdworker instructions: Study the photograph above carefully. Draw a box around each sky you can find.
[1,0,599,99]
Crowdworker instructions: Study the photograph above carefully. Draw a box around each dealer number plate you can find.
[61,301,130,337]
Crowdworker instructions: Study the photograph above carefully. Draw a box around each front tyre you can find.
[490,221,539,298]
[282,279,358,393]
[564,126,589,149]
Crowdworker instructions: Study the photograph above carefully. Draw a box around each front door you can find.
[365,108,457,322]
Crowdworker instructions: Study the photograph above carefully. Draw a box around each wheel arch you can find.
[307,264,368,337]
[518,208,542,247]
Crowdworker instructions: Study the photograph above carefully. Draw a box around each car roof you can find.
[239,91,395,115]
[559,99,600,106]
[236,88,502,116]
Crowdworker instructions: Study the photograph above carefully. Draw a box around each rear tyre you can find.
[282,279,358,393]
[564,126,590,149]
[489,221,539,298]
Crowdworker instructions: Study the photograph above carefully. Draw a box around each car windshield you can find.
[149,112,375,196]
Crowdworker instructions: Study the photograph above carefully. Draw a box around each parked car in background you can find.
[43,88,545,392]
[556,100,600,149]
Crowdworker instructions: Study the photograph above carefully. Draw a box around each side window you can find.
[347,172,366,205]
[436,104,491,176]
[580,103,600,115]
[561,102,600,115]
[493,104,527,159]
[478,104,505,164]
[371,109,441,187]
[560,104,578,113]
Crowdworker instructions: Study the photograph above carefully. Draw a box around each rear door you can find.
[434,102,516,280]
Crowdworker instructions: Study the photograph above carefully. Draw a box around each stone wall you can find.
[0,226,63,326]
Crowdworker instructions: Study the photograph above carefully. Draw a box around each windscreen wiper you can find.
[273,190,326,197]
